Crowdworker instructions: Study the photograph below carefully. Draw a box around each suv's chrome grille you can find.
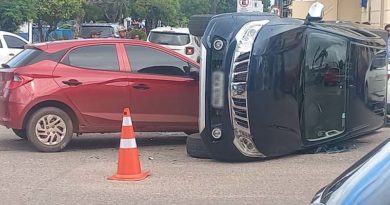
[230,52,250,131]
[233,72,248,83]
[235,118,249,128]
[232,97,246,107]
[234,60,249,72]
[233,107,247,118]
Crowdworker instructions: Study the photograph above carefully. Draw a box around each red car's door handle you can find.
[62,79,82,86]
[132,83,150,90]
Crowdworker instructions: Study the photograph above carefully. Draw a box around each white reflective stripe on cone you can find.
[120,138,137,149]
[122,116,133,126]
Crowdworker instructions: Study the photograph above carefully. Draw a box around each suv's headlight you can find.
[235,20,270,53]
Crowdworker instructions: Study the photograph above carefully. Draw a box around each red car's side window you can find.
[63,44,120,71]
[125,45,190,77]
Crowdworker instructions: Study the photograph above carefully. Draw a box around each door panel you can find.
[129,74,198,131]
[124,45,198,131]
[303,32,348,141]
[53,44,128,132]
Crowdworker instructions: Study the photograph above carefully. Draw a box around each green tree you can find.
[179,0,211,19]
[0,0,36,32]
[83,2,105,23]
[36,0,84,41]
[86,0,132,23]
[131,0,179,29]
[263,0,271,12]
[206,0,236,14]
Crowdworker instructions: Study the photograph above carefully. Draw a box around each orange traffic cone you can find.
[108,108,150,181]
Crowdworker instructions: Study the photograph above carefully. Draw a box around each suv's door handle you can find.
[132,83,150,90]
[9,53,14,56]
[62,79,82,86]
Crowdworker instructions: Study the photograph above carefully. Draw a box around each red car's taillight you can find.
[7,74,33,90]
[185,47,195,55]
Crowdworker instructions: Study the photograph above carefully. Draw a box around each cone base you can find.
[108,170,150,181]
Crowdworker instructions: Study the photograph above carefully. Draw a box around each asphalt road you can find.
[0,126,389,205]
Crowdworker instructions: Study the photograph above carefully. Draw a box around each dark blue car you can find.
[311,139,390,205]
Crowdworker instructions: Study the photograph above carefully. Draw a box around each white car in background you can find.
[147,27,201,63]
[0,31,28,64]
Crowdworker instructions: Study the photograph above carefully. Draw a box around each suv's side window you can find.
[64,44,119,71]
[125,45,189,77]
[4,35,26,49]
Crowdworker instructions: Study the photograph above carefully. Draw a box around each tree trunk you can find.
[45,20,59,41]
[37,20,44,42]
[211,0,217,14]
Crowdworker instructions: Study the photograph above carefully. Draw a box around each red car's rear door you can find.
[122,44,199,132]
[53,43,129,132]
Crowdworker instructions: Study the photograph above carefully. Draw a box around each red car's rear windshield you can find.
[3,49,43,68]
[2,48,65,69]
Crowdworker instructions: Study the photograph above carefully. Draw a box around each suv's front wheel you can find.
[26,107,73,152]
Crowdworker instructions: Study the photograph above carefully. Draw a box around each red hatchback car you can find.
[0,39,199,152]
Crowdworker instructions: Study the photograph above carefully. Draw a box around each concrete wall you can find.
[361,0,390,28]
[291,0,338,20]
[292,0,389,28]
[338,0,362,22]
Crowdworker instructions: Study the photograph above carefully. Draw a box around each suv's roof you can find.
[312,21,386,44]
[150,27,190,34]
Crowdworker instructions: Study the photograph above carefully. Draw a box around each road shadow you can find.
[67,133,187,151]
[0,138,35,152]
[0,132,187,152]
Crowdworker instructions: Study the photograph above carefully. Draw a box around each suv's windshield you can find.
[149,32,190,46]
[80,26,114,38]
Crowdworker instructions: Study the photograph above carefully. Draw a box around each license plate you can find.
[211,71,224,108]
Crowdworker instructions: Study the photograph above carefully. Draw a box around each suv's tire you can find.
[26,107,73,152]
[12,129,27,139]
[189,15,213,37]
[186,133,211,159]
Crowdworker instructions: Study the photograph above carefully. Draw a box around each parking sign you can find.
[237,0,264,12]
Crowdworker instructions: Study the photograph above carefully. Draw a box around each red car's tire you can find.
[26,107,73,152]
[12,129,27,139]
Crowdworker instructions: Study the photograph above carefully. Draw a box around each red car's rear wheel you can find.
[26,107,73,152]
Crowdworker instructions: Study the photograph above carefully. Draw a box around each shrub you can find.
[127,29,147,40]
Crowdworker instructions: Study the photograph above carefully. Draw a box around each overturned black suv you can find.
[189,3,388,162]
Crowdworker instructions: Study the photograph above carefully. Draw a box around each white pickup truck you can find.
[0,31,28,65]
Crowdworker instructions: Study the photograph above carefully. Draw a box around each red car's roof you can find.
[26,38,199,65]
[28,39,149,53]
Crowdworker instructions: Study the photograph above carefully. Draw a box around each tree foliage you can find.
[131,0,179,29]
[35,0,84,41]
[0,0,36,32]
[85,0,132,23]
[263,0,271,12]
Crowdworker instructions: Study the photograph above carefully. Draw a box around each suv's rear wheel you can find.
[12,129,27,139]
[26,107,73,152]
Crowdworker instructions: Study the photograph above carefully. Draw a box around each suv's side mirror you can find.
[305,2,324,24]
